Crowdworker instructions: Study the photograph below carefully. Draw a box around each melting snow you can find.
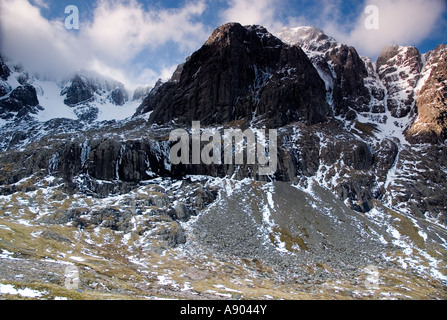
[0,283,46,298]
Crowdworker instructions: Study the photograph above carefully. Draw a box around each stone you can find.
[151,193,169,208]
[174,202,190,221]
[109,87,128,106]
[42,230,72,243]
[11,85,39,106]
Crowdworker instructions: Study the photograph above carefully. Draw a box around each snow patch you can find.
[0,283,46,298]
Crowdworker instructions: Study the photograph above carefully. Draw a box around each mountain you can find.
[0,23,446,300]
[136,23,331,127]
[276,26,447,144]
[0,58,145,150]
[276,26,375,117]
[0,61,139,123]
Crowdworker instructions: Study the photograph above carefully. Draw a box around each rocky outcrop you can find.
[44,137,172,192]
[62,75,95,106]
[62,73,129,107]
[407,44,447,143]
[377,45,422,118]
[0,55,11,81]
[136,23,331,127]
[109,87,128,106]
[0,84,41,120]
[0,127,173,197]
[9,84,39,106]
[327,44,370,114]
[276,27,372,116]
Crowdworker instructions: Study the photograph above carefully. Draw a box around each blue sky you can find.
[1,0,446,90]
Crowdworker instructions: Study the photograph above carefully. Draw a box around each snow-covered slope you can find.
[0,58,143,125]
[0,56,146,150]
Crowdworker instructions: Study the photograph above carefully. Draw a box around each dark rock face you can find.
[0,55,11,81]
[274,122,377,213]
[62,75,95,106]
[136,23,330,127]
[45,137,171,187]
[10,84,39,106]
[373,139,399,185]
[0,82,9,97]
[407,44,447,143]
[327,44,371,114]
[0,127,172,197]
[0,84,40,120]
[110,87,127,106]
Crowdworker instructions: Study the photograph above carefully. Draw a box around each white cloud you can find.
[0,0,79,78]
[0,0,209,89]
[31,0,49,9]
[1,0,444,89]
[346,0,446,57]
[84,0,209,65]
[286,0,446,58]
[220,0,286,31]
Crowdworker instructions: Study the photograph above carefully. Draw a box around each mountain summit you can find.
[136,22,331,127]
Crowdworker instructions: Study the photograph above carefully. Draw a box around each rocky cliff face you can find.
[274,26,447,222]
[278,27,447,144]
[0,84,41,121]
[407,44,447,143]
[136,23,331,127]
[0,56,11,83]
[376,45,422,118]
